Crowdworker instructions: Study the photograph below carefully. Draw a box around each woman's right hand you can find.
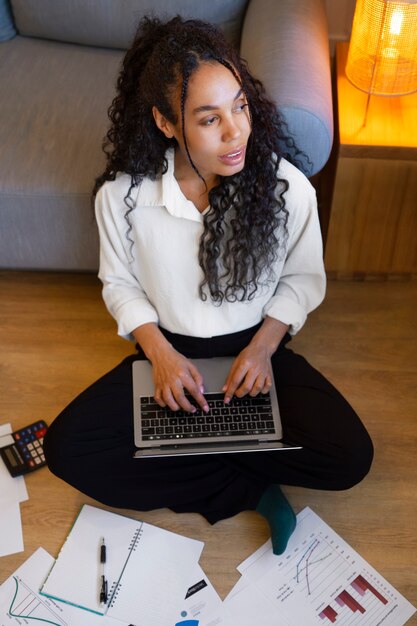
[132,323,208,413]
[150,346,209,413]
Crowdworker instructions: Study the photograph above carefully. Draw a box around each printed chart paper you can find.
[232,507,416,626]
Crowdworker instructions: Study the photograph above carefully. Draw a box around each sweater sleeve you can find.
[262,170,326,335]
[95,181,159,341]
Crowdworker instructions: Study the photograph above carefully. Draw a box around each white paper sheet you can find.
[174,564,228,626]
[0,423,14,444]
[0,424,28,557]
[224,574,248,601]
[232,507,416,626]
[0,547,130,626]
[225,582,291,626]
[0,501,24,557]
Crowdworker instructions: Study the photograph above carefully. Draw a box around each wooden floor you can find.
[0,271,416,621]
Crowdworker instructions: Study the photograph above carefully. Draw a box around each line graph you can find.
[273,531,353,603]
[295,538,334,596]
[8,576,68,626]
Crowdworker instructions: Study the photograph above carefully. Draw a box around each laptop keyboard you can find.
[140,392,276,441]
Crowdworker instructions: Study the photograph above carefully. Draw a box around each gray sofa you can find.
[0,0,332,271]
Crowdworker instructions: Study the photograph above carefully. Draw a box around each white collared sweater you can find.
[95,149,326,341]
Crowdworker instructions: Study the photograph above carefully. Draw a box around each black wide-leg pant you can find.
[44,325,374,524]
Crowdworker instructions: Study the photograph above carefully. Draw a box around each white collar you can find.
[133,148,208,222]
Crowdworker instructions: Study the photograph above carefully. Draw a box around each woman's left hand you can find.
[222,343,273,402]
[222,317,289,402]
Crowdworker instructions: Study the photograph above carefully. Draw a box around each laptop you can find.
[132,357,301,458]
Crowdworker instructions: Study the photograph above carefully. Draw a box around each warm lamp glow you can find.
[346,0,417,96]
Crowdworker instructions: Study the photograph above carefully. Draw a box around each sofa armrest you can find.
[0,0,16,40]
[240,0,333,176]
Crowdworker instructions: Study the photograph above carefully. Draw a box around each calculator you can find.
[0,420,48,477]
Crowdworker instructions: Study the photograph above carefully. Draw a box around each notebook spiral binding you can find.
[107,524,144,609]
[129,526,143,552]
[107,581,120,608]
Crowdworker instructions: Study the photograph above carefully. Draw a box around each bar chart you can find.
[319,571,391,624]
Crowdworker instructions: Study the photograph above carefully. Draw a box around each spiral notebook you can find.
[39,504,204,625]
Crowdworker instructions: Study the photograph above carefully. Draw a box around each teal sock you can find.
[256,484,296,555]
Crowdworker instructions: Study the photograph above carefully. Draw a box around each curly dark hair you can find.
[93,15,308,304]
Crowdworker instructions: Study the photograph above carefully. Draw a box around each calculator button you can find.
[40,454,45,462]
[28,460,35,467]
[15,433,21,440]
[36,428,47,438]
[27,443,34,451]
[34,457,41,465]
[34,441,40,448]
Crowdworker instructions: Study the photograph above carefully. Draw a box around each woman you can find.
[44,16,373,555]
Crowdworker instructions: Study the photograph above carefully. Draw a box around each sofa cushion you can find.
[0,36,123,269]
[0,0,16,40]
[10,0,248,49]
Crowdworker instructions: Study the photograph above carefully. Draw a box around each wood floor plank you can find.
[0,272,416,622]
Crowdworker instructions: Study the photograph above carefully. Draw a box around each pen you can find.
[100,537,108,605]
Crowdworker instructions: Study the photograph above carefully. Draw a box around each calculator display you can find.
[4,447,18,467]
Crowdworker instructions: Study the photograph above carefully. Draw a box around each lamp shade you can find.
[346,0,417,96]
